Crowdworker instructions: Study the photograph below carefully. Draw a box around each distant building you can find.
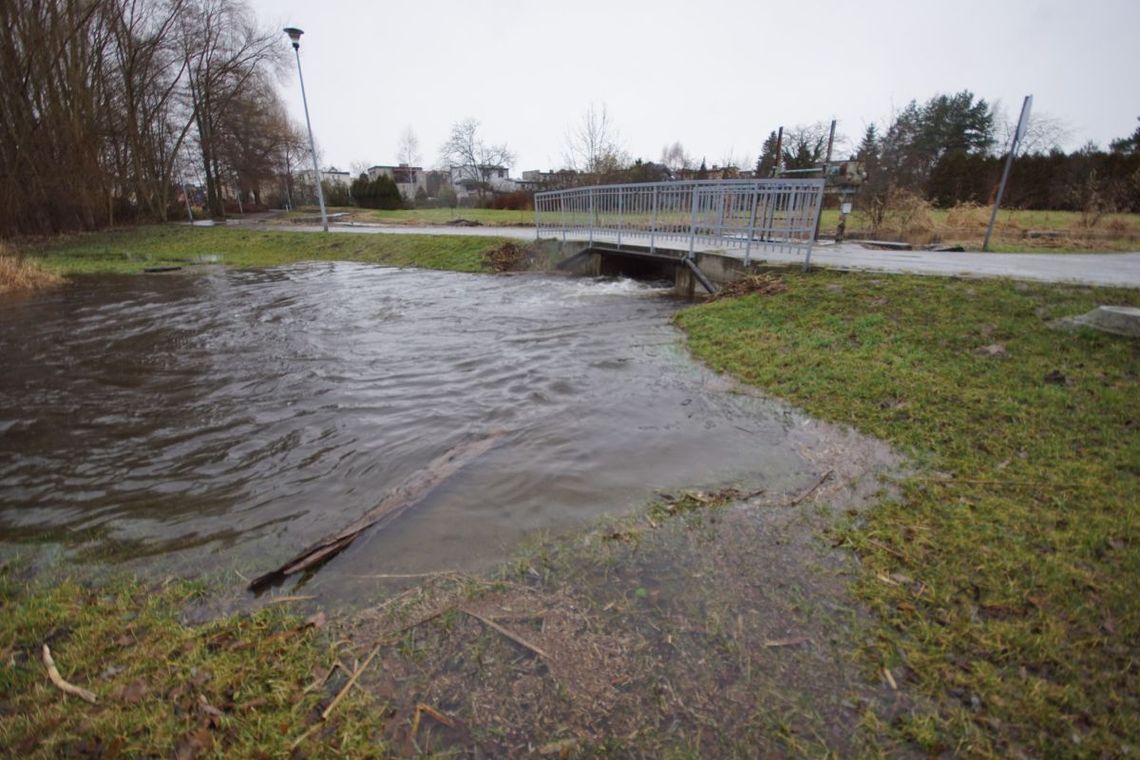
[296,167,352,191]
[449,164,517,199]
[367,164,427,200]
[521,169,579,190]
[322,167,352,188]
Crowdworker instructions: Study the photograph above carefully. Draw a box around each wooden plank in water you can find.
[248,433,503,592]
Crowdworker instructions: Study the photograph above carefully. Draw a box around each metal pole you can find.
[744,183,759,266]
[813,119,836,241]
[290,39,328,232]
[771,126,783,178]
[688,184,698,260]
[650,185,658,254]
[617,188,623,248]
[984,95,1032,252]
[588,189,594,247]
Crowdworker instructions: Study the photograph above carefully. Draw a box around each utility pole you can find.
[984,95,1032,252]
[771,126,784,178]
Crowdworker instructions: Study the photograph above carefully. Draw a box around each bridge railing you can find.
[534,178,826,267]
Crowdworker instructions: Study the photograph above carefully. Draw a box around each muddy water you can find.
[0,263,820,599]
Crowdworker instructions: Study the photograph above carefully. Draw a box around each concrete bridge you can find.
[534,178,826,294]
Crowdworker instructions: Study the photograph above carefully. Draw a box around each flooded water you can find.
[0,263,821,600]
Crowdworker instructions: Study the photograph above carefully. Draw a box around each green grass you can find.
[819,207,1140,252]
[676,272,1140,756]
[292,206,535,227]
[0,568,386,757]
[22,224,511,275]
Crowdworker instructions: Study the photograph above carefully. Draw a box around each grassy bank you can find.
[0,569,383,757]
[818,207,1140,252]
[5,237,1138,755]
[677,273,1140,755]
[0,251,64,294]
[287,205,1140,251]
[19,224,510,276]
[290,206,535,227]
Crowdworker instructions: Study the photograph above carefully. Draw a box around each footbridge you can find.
[534,178,825,294]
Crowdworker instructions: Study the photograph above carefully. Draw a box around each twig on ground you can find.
[461,607,549,659]
[42,644,97,704]
[320,644,381,721]
[411,702,456,739]
[915,476,1081,489]
[866,538,909,563]
[763,636,811,648]
[788,469,834,506]
[267,595,316,605]
[345,571,459,580]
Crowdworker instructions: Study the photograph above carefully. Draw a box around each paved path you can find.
[220,219,1140,289]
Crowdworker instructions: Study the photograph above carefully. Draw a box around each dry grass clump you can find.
[942,202,989,232]
[872,189,936,245]
[710,272,787,301]
[482,241,543,272]
[0,245,64,294]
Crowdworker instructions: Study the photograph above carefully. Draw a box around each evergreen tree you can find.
[756,130,780,176]
[856,124,879,162]
[1109,117,1140,154]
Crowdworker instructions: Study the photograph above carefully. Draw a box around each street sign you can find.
[1015,95,1034,143]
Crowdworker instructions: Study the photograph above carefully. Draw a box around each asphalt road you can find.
[221,219,1140,288]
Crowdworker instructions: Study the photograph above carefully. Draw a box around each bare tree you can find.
[659,142,693,174]
[397,126,421,166]
[215,75,301,206]
[994,106,1072,156]
[0,0,303,234]
[179,0,281,218]
[439,118,515,198]
[564,102,626,175]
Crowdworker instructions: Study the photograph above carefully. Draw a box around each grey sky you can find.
[255,0,1140,174]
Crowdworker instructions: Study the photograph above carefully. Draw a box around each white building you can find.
[367,164,427,200]
[297,167,351,188]
[448,165,518,199]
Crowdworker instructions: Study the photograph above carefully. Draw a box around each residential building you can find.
[367,164,427,200]
[449,164,517,199]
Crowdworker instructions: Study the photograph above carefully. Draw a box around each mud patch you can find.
[335,423,913,757]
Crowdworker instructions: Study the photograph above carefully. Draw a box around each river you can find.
[1,263,821,601]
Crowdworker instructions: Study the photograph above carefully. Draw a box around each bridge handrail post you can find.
[559,195,566,244]
[744,182,760,267]
[687,184,698,260]
[802,182,823,272]
[650,185,659,254]
[617,188,623,248]
[716,186,726,244]
[589,188,594,247]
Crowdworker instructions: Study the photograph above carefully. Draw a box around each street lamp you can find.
[284,27,328,232]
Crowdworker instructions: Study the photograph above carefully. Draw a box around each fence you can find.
[534,178,825,267]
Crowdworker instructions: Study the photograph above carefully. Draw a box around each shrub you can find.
[873,188,936,244]
[0,246,64,293]
[484,190,534,211]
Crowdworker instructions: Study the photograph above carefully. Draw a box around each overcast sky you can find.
[252,0,1140,174]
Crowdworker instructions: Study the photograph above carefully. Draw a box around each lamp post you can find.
[284,27,328,232]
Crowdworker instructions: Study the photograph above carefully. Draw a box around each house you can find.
[296,167,351,188]
[449,164,517,199]
[322,167,352,188]
[367,164,427,200]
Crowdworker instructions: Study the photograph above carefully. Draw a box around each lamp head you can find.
[284,27,303,49]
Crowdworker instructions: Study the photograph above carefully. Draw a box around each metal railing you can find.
[535,178,825,267]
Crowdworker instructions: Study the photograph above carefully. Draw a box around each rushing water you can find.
[0,263,820,598]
